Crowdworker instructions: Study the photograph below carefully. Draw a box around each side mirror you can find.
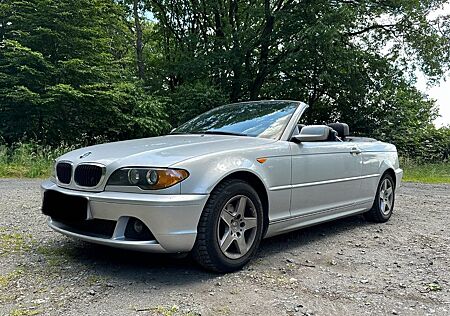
[291,125,331,142]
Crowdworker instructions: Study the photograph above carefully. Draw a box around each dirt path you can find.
[0,180,449,316]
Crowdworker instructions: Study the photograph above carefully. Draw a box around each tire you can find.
[192,179,264,273]
[364,173,395,223]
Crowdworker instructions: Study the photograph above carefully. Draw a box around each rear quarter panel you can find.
[357,141,401,203]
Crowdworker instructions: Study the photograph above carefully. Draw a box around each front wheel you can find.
[192,179,264,273]
[364,173,395,223]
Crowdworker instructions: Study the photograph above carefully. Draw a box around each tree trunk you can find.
[133,0,145,80]
[249,0,274,100]
[229,0,242,102]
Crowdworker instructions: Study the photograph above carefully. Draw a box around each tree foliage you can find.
[0,0,449,160]
[144,0,450,160]
[0,0,168,145]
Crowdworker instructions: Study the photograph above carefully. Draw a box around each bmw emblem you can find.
[79,151,92,159]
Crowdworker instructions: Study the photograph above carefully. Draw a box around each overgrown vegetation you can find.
[0,1,449,171]
[0,143,449,183]
[0,142,73,178]
[401,159,450,184]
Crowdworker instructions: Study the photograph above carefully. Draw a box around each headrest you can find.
[327,123,349,138]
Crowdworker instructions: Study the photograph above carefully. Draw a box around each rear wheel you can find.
[192,179,264,273]
[364,173,395,223]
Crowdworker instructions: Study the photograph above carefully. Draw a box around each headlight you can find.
[107,168,189,190]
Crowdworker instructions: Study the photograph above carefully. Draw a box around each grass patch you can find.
[10,308,42,316]
[0,268,25,303]
[0,232,32,256]
[36,244,75,267]
[402,161,450,184]
[153,306,180,316]
[0,269,24,288]
[0,142,74,178]
[132,305,200,316]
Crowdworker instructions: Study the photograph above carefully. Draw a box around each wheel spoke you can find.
[220,210,234,226]
[243,217,257,230]
[235,236,248,255]
[235,196,247,217]
[385,187,393,197]
[386,198,392,210]
[219,230,235,252]
[380,199,385,213]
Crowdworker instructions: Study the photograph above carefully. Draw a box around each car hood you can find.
[58,134,276,168]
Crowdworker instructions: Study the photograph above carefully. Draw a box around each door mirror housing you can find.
[292,125,331,142]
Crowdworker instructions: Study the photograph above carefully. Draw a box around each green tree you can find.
[0,0,168,145]
[146,0,449,132]
[1,0,449,162]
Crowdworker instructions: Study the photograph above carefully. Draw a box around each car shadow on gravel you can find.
[259,214,371,256]
[45,213,374,286]
[48,240,215,285]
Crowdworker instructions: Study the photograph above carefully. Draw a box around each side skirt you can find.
[264,203,370,238]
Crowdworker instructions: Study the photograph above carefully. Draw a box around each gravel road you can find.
[0,179,449,316]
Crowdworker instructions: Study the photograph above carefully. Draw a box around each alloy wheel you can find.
[216,195,258,259]
[379,178,394,216]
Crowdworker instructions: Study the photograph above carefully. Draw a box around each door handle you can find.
[350,147,362,155]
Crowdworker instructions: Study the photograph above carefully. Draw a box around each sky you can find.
[416,74,450,127]
[417,3,450,127]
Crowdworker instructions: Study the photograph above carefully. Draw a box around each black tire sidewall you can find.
[205,180,264,271]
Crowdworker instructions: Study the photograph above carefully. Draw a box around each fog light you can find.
[124,218,155,241]
[133,220,143,233]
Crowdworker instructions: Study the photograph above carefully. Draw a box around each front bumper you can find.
[41,180,209,253]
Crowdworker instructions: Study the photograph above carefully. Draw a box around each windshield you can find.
[172,101,299,139]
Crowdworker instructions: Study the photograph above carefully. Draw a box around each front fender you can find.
[174,146,291,194]
[172,142,293,221]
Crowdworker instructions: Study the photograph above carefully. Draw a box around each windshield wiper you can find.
[202,130,248,136]
[170,130,248,136]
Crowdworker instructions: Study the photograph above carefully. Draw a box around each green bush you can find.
[390,126,450,163]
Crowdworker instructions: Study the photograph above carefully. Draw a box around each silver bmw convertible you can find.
[41,100,403,272]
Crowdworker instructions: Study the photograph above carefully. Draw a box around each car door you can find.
[289,141,363,218]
